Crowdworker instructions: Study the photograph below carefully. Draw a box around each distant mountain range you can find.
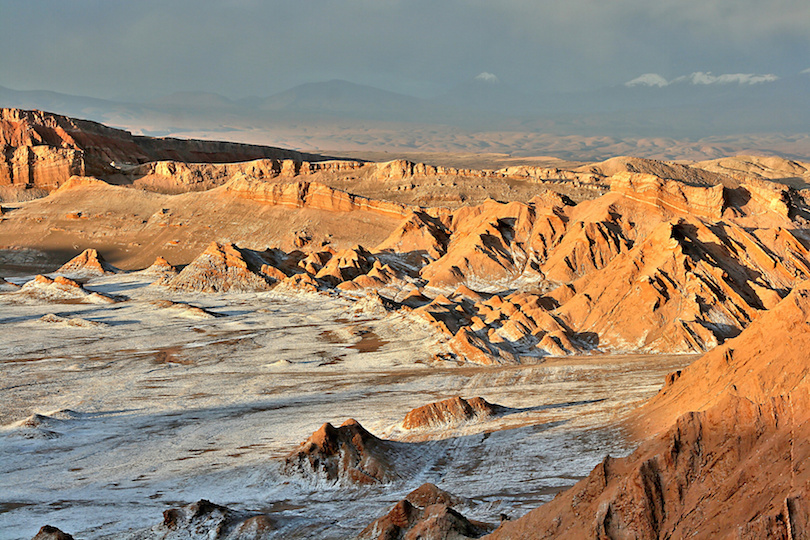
[2,74,808,159]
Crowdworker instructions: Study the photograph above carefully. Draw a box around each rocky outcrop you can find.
[221,176,410,219]
[315,245,373,285]
[0,108,324,191]
[485,281,810,540]
[130,158,365,192]
[610,172,726,219]
[282,419,401,485]
[164,242,276,293]
[741,177,791,218]
[580,155,733,186]
[55,248,119,278]
[39,313,108,327]
[140,256,178,279]
[0,145,84,190]
[18,275,118,304]
[694,155,810,184]
[30,525,74,540]
[375,210,451,260]
[358,483,493,540]
[402,397,502,430]
[127,499,275,540]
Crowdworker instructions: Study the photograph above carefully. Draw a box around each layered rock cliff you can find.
[0,108,323,192]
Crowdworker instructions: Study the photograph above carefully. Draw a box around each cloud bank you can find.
[626,72,779,87]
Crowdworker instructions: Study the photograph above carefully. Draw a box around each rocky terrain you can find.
[0,108,324,198]
[3,109,810,539]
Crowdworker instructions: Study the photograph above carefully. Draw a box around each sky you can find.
[1,0,808,101]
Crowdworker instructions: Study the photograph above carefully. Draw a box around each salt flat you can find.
[0,274,693,539]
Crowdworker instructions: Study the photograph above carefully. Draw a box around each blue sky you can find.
[1,0,808,100]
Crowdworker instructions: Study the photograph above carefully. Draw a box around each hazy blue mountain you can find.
[256,79,430,121]
[2,73,807,152]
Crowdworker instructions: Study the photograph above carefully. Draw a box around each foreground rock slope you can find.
[485,282,810,539]
[358,483,494,540]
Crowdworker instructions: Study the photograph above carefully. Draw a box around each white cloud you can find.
[801,68,810,75]
[625,73,669,87]
[681,71,778,85]
[625,71,779,88]
[474,72,499,83]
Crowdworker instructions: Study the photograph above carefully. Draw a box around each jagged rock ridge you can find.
[485,282,810,539]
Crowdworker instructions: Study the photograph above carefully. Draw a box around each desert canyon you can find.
[3,107,810,539]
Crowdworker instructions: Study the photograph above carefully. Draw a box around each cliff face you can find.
[0,108,323,192]
[220,176,411,219]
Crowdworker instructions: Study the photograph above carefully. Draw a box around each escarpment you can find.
[0,107,323,195]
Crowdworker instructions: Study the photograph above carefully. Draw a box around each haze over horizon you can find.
[2,1,809,162]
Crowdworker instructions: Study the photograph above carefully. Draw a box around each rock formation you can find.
[18,275,117,303]
[283,419,402,485]
[133,163,810,363]
[38,313,108,327]
[357,483,493,540]
[140,256,178,278]
[0,107,322,194]
[609,172,725,219]
[485,281,810,539]
[695,155,810,184]
[164,242,276,293]
[125,499,275,540]
[5,112,810,363]
[402,397,502,430]
[220,176,410,219]
[55,248,119,278]
[30,525,74,540]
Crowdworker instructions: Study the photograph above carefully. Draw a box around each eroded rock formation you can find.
[30,525,74,540]
[282,419,401,485]
[165,242,277,293]
[55,248,119,278]
[402,397,502,430]
[131,499,276,540]
[358,483,493,540]
[18,275,118,303]
[485,282,810,539]
[0,108,321,193]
